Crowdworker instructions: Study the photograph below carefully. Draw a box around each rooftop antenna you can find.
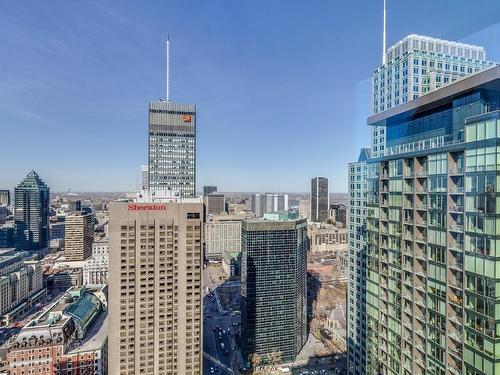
[166,35,171,102]
[382,0,387,65]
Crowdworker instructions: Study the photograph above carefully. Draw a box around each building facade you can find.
[64,212,94,261]
[241,216,308,364]
[14,171,50,251]
[311,177,329,222]
[148,101,196,198]
[0,190,10,206]
[347,148,370,375]
[0,255,45,326]
[250,193,289,217]
[307,223,348,254]
[353,65,500,375]
[108,201,203,374]
[370,35,495,158]
[204,193,226,216]
[205,218,242,261]
[83,238,109,285]
[203,186,217,196]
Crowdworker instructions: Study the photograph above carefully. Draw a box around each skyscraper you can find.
[311,177,329,222]
[64,212,94,261]
[370,35,495,157]
[0,190,10,206]
[241,214,308,364]
[108,201,203,375]
[348,33,497,375]
[349,63,500,375]
[250,193,288,217]
[141,164,149,190]
[148,101,196,197]
[14,171,50,251]
[203,185,217,196]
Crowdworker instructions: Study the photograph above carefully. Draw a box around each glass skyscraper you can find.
[148,101,196,198]
[352,65,500,375]
[14,171,50,251]
[240,215,308,364]
[311,177,329,222]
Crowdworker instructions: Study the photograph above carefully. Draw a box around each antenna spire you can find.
[382,0,387,65]
[166,35,171,102]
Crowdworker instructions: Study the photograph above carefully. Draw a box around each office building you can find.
[141,164,149,190]
[0,224,15,248]
[0,254,45,326]
[204,193,226,216]
[241,215,308,364]
[250,193,288,217]
[0,205,9,224]
[108,201,203,374]
[83,237,109,285]
[148,101,196,197]
[307,223,348,254]
[298,198,310,218]
[6,286,108,375]
[14,171,50,251]
[204,213,254,261]
[371,35,495,157]
[203,185,217,196]
[329,203,348,227]
[350,64,500,375]
[311,177,329,222]
[0,190,10,206]
[64,212,94,261]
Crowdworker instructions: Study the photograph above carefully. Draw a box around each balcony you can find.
[449,295,463,307]
[449,186,464,194]
[449,315,462,326]
[449,167,464,175]
[449,224,464,233]
[415,171,428,177]
[449,205,464,213]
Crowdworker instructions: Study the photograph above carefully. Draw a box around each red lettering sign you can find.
[128,204,166,211]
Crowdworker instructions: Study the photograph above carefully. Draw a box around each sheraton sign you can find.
[128,204,166,211]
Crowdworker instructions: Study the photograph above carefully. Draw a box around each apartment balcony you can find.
[450,243,464,252]
[449,224,464,233]
[449,167,464,175]
[381,173,389,179]
[449,186,464,194]
[448,346,463,360]
[449,205,464,213]
[415,236,427,243]
[404,217,414,224]
[415,299,426,308]
[415,285,426,294]
[449,294,463,308]
[415,342,425,353]
[449,366,462,375]
[416,313,426,324]
[415,171,428,177]
[415,219,427,227]
[449,278,463,290]
[450,331,462,343]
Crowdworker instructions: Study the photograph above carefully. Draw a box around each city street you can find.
[203,290,242,374]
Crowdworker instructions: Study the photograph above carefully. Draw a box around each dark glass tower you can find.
[311,177,329,222]
[14,171,50,251]
[240,215,308,364]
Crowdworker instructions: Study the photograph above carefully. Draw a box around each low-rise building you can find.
[307,223,348,254]
[0,254,45,326]
[6,286,108,375]
[83,238,109,285]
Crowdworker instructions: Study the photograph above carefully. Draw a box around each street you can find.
[203,290,243,374]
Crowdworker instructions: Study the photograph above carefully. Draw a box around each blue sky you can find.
[2,0,500,193]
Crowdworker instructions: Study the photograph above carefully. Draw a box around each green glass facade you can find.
[359,67,500,375]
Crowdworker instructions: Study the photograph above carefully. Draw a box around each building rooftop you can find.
[66,313,107,354]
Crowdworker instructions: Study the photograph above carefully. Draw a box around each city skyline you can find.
[3,1,500,192]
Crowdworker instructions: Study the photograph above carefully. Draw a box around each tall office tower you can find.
[203,185,217,196]
[250,193,289,217]
[346,148,370,375]
[204,193,226,216]
[241,214,308,364]
[14,171,50,251]
[109,201,203,374]
[311,177,329,222]
[0,190,10,206]
[148,101,196,197]
[370,35,495,157]
[141,164,149,190]
[350,65,500,375]
[64,212,94,261]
